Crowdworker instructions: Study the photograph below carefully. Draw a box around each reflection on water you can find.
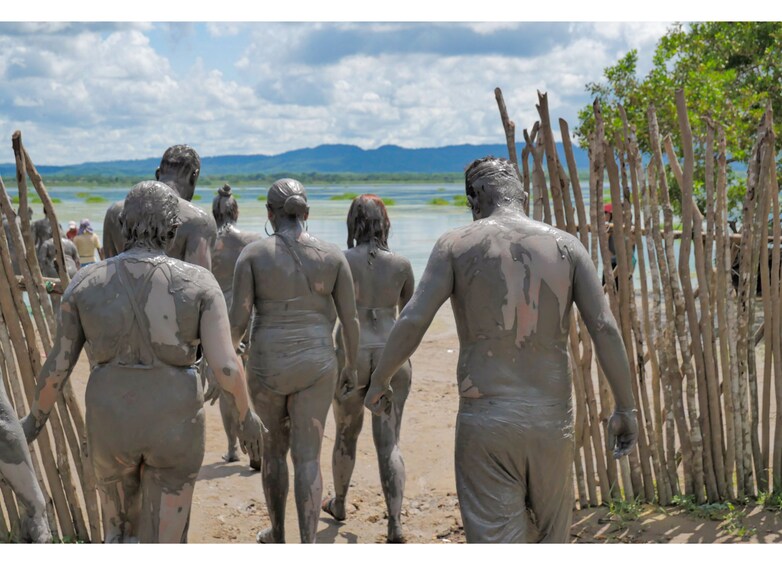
[33,183,474,278]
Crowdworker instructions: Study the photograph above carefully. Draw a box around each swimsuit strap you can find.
[114,260,164,366]
[271,232,315,294]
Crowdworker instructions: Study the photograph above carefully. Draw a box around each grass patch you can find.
[75,192,90,199]
[607,497,642,527]
[671,494,756,538]
[84,196,107,203]
[330,192,359,201]
[428,197,449,206]
[452,194,468,207]
[757,490,782,511]
[257,195,267,201]
[382,198,396,206]
[191,194,202,201]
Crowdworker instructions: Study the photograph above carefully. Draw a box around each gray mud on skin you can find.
[206,184,262,465]
[0,379,52,542]
[229,178,360,543]
[364,157,638,543]
[102,145,217,270]
[325,194,415,543]
[20,181,262,543]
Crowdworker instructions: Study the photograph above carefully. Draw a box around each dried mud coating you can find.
[229,179,359,543]
[102,145,217,270]
[22,181,260,543]
[38,237,80,312]
[210,221,261,463]
[328,237,414,542]
[0,379,51,542]
[365,158,637,543]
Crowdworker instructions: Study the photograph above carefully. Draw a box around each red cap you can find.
[604,203,613,213]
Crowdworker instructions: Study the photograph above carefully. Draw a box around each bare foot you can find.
[221,449,240,463]
[321,497,346,521]
[387,518,405,543]
[22,514,52,543]
[255,527,281,544]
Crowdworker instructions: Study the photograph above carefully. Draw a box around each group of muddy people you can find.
[0,145,638,544]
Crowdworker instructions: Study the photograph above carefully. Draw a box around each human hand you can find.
[202,366,220,406]
[337,367,357,401]
[364,381,393,416]
[238,411,264,463]
[607,408,638,459]
[20,413,41,444]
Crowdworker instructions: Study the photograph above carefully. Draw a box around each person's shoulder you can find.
[64,260,108,296]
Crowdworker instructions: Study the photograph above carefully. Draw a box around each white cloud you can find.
[0,22,671,165]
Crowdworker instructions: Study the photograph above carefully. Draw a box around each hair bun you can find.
[218,184,232,197]
[283,194,308,216]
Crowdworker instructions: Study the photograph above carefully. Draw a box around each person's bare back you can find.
[365,157,637,543]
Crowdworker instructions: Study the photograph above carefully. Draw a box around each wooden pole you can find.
[647,104,700,499]
[537,91,566,229]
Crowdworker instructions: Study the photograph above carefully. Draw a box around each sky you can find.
[0,9,760,166]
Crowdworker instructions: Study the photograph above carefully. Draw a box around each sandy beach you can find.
[52,299,781,544]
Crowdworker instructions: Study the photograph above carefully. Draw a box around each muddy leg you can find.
[289,370,337,543]
[218,391,240,463]
[371,359,411,543]
[526,429,574,543]
[95,469,142,543]
[327,348,370,521]
[135,465,197,543]
[0,384,51,543]
[251,382,290,543]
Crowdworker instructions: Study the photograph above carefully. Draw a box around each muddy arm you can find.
[333,253,360,397]
[333,254,359,370]
[366,237,452,412]
[21,291,85,442]
[571,244,637,456]
[200,279,263,458]
[182,213,216,271]
[398,259,415,311]
[229,247,255,349]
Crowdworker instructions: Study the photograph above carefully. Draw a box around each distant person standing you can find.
[73,219,104,267]
[205,184,262,467]
[66,221,78,240]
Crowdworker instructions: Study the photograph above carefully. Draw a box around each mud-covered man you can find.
[365,157,637,543]
[102,145,216,269]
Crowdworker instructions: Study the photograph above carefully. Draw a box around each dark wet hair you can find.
[213,184,239,231]
[464,156,527,208]
[267,178,309,219]
[120,181,180,250]
[346,194,390,256]
[159,144,200,175]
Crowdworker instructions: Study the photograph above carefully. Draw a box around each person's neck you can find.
[274,217,304,235]
[484,202,526,219]
[157,177,186,200]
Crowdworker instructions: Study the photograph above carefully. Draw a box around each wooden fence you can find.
[496,88,781,506]
[0,132,101,542]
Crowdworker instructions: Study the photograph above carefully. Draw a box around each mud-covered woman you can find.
[229,178,359,543]
[21,181,263,543]
[204,184,262,467]
[321,194,414,543]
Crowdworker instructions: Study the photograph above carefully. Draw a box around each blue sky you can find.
[0,20,696,165]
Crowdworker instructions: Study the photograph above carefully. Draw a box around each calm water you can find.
[28,183,688,285]
[34,183,475,278]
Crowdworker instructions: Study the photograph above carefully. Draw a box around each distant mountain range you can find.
[0,143,589,178]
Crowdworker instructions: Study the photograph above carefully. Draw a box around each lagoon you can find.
[31,183,476,278]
